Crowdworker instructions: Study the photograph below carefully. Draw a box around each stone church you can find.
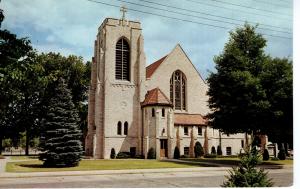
[85,16,260,159]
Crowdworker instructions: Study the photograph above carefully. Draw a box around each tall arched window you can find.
[170,70,186,110]
[117,121,122,135]
[124,121,128,135]
[115,38,130,81]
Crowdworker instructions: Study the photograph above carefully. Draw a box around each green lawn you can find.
[9,156,38,160]
[182,157,293,166]
[6,159,196,173]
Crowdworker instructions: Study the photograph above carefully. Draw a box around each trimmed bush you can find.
[110,148,116,159]
[174,146,180,159]
[278,149,286,160]
[217,145,222,155]
[204,154,217,158]
[147,148,156,159]
[263,149,269,161]
[211,146,216,155]
[180,154,188,158]
[194,141,204,158]
[116,152,131,159]
[271,157,279,161]
[134,155,145,159]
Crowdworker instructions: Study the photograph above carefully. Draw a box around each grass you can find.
[9,156,38,160]
[182,157,293,166]
[6,159,196,173]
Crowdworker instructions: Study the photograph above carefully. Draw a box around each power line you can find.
[86,0,292,40]
[185,0,292,21]
[137,0,291,32]
[252,0,292,8]
[208,0,292,16]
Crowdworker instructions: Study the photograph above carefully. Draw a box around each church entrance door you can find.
[160,139,168,158]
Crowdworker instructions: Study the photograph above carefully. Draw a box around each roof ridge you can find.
[146,55,168,78]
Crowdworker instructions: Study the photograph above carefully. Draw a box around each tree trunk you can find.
[0,134,3,155]
[25,128,30,155]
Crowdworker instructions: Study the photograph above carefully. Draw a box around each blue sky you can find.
[1,0,293,79]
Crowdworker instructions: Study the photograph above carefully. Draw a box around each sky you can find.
[1,0,293,79]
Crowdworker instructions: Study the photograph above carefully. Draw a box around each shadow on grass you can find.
[161,160,220,167]
[18,163,44,168]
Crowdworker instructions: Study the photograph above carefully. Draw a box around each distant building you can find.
[85,16,259,159]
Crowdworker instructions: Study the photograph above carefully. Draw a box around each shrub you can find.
[110,148,116,159]
[278,149,286,160]
[263,149,269,161]
[271,157,279,161]
[134,155,145,159]
[211,146,216,155]
[147,148,156,159]
[194,142,204,158]
[180,155,188,158]
[217,145,222,155]
[204,154,217,158]
[174,146,180,159]
[116,152,131,159]
[222,148,273,187]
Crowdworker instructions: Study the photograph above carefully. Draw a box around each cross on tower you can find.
[120,5,127,21]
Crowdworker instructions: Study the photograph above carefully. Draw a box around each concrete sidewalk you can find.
[0,167,230,178]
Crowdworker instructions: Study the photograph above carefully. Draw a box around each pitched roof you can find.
[141,87,172,107]
[174,113,207,125]
[146,55,167,78]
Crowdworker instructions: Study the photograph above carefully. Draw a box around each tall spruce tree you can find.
[39,78,83,167]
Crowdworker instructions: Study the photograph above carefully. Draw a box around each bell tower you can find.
[85,9,146,159]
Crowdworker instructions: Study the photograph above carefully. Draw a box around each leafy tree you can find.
[174,146,180,159]
[207,23,292,147]
[39,78,83,167]
[147,148,156,159]
[222,148,273,187]
[0,8,43,154]
[207,23,269,136]
[194,141,204,158]
[260,57,292,145]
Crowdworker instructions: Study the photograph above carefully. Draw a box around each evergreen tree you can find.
[263,149,269,161]
[39,78,83,167]
[211,146,217,155]
[222,148,273,187]
[194,141,204,158]
[217,145,223,156]
[174,146,180,159]
[110,148,116,159]
[147,148,156,159]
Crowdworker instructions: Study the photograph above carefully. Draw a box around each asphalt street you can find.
[0,167,293,188]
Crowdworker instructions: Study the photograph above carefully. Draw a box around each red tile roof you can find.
[146,55,167,78]
[174,113,207,125]
[141,87,172,107]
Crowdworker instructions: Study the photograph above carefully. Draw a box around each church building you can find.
[85,15,259,159]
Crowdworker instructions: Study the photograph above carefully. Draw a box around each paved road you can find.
[0,168,293,188]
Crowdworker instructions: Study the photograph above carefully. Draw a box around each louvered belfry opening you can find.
[170,70,186,110]
[115,38,130,81]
